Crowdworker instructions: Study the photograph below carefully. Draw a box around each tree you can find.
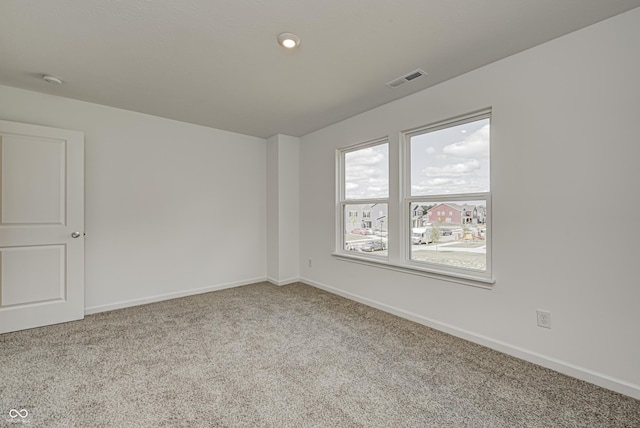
[430,217,444,249]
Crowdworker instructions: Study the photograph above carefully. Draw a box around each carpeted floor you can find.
[1,282,639,427]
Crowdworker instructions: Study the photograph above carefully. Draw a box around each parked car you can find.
[351,228,374,235]
[441,229,453,236]
[360,240,387,252]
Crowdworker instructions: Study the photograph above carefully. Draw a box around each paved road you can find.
[411,240,486,253]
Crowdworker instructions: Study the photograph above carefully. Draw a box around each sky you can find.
[343,117,489,200]
[344,143,389,199]
[411,118,490,196]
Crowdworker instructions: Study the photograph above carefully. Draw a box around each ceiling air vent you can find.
[385,69,427,88]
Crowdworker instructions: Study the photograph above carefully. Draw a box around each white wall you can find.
[266,135,280,281]
[0,84,267,312]
[266,134,300,285]
[299,8,640,398]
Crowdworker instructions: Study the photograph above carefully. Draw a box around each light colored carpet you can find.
[1,282,639,427]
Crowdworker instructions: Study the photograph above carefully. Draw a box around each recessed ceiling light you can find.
[278,32,300,49]
[42,75,63,85]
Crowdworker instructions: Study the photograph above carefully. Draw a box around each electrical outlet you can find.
[536,310,551,329]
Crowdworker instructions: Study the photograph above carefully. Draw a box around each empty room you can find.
[1,1,639,426]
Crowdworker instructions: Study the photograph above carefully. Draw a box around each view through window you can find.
[408,114,490,273]
[341,141,388,257]
[336,110,492,283]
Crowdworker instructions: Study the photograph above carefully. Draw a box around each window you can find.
[406,111,491,278]
[339,139,388,256]
[336,110,492,285]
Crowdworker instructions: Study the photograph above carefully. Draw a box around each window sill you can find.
[331,252,495,289]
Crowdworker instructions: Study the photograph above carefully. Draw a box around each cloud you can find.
[345,182,359,190]
[412,178,488,195]
[345,168,387,184]
[443,124,489,158]
[345,145,388,199]
[427,177,453,186]
[345,147,385,165]
[425,147,436,155]
[424,159,480,177]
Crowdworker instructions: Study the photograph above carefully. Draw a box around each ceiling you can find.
[1,1,639,138]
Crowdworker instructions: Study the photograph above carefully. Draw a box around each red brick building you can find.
[425,203,486,225]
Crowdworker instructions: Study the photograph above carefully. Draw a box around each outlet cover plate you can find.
[537,310,551,329]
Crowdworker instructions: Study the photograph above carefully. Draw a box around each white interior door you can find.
[0,120,84,333]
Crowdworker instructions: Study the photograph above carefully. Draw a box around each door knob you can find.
[71,232,82,238]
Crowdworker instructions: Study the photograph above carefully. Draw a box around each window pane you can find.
[344,203,388,256]
[345,143,388,199]
[411,118,489,196]
[410,200,487,271]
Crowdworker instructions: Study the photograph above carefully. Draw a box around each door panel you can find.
[1,134,65,225]
[0,120,84,334]
[1,245,65,306]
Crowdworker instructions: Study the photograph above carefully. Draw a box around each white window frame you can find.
[404,110,492,283]
[336,137,389,261]
[404,196,492,281]
[334,109,494,288]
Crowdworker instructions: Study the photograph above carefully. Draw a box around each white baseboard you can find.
[301,277,640,400]
[266,276,300,286]
[84,277,267,315]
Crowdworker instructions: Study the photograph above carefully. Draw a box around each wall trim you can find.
[84,277,267,315]
[301,277,640,400]
[267,276,301,286]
